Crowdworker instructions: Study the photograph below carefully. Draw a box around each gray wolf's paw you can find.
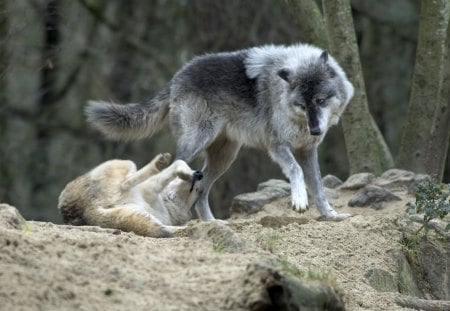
[155,153,172,171]
[319,212,352,222]
[291,188,309,212]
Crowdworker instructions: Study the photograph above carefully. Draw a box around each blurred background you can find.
[1,0,445,222]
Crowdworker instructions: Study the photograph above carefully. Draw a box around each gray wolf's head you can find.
[278,50,353,136]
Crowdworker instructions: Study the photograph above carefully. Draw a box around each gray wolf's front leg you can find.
[296,148,351,220]
[269,145,308,212]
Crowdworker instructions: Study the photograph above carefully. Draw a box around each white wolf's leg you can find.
[139,160,194,204]
[296,148,351,219]
[269,145,308,212]
[195,138,241,221]
[121,153,171,191]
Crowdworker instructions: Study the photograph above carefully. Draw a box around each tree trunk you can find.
[397,0,450,180]
[322,0,394,174]
[0,0,8,202]
[284,0,328,48]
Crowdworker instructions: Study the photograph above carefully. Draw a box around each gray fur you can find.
[86,43,354,220]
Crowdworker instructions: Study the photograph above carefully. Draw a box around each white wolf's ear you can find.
[278,68,292,83]
[320,50,328,64]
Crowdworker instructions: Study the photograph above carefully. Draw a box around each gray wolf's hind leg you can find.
[296,148,351,220]
[195,138,241,221]
[175,126,221,164]
[121,153,172,191]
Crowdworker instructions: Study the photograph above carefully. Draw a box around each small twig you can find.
[59,224,121,235]
[395,296,450,311]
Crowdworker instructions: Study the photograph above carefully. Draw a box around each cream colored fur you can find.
[57,153,201,237]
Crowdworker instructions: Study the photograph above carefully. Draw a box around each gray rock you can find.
[348,185,401,209]
[364,268,397,292]
[401,224,450,300]
[322,175,343,189]
[407,174,430,194]
[231,183,290,215]
[340,173,375,190]
[392,250,423,297]
[0,204,26,230]
[325,187,339,200]
[225,261,345,310]
[376,169,416,190]
[257,179,291,194]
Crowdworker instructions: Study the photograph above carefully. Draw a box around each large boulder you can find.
[0,204,26,229]
[225,261,346,311]
[340,173,375,190]
[348,185,401,209]
[230,179,290,215]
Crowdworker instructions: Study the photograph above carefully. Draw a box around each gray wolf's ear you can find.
[320,50,328,64]
[278,68,292,83]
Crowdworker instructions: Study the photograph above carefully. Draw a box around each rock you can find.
[413,238,450,300]
[187,220,250,253]
[340,173,375,190]
[225,261,345,311]
[375,169,416,191]
[364,268,397,292]
[325,187,339,200]
[402,224,450,300]
[407,174,430,194]
[257,179,291,194]
[0,204,26,229]
[231,181,290,215]
[322,175,343,189]
[392,250,423,297]
[348,185,401,209]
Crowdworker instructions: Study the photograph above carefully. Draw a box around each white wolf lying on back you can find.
[86,43,354,221]
[58,153,203,237]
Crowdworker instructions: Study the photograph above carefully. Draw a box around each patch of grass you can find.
[281,260,332,282]
[280,259,341,293]
[257,232,280,253]
[212,238,227,253]
[399,234,419,258]
[21,220,32,236]
[104,288,114,296]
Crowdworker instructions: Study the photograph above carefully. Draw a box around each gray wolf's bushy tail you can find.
[85,86,170,140]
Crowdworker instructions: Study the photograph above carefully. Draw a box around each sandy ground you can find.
[0,186,416,311]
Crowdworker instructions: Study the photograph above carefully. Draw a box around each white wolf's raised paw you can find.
[173,160,194,181]
[291,188,309,213]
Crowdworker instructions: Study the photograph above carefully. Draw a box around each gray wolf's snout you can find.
[190,171,203,193]
[193,171,203,181]
[309,127,322,136]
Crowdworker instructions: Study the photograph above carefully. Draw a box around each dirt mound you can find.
[1,171,448,310]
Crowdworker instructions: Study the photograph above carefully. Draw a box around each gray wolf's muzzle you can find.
[306,106,322,136]
[190,171,203,192]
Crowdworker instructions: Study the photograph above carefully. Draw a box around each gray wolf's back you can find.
[173,51,257,107]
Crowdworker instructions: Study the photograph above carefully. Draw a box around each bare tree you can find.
[285,0,394,174]
[397,0,450,180]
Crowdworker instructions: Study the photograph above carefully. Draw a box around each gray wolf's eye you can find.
[294,101,306,110]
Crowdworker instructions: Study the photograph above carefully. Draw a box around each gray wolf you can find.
[58,153,203,237]
[86,43,354,220]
